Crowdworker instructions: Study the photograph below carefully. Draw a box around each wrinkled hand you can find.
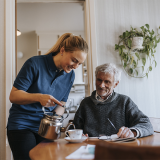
[83,134,88,137]
[39,94,63,107]
[82,133,89,141]
[117,126,135,138]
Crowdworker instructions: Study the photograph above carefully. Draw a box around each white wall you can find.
[0,0,6,159]
[17,32,37,73]
[94,0,160,117]
[17,3,84,33]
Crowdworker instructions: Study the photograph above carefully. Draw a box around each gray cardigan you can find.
[73,91,154,137]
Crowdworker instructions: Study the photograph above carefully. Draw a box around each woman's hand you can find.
[39,94,63,107]
[9,86,63,106]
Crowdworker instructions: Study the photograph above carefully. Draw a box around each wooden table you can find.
[29,132,160,160]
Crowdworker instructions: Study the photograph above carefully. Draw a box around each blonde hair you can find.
[46,33,88,55]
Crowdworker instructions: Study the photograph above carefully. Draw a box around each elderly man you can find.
[73,63,153,138]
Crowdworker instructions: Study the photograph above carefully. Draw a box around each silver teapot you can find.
[38,107,69,140]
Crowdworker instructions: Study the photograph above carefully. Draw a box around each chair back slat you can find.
[149,117,160,132]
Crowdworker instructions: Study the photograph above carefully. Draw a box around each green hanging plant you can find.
[115,24,160,78]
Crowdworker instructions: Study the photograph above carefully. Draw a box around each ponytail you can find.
[45,33,88,55]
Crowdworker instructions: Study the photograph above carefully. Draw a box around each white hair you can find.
[95,63,121,83]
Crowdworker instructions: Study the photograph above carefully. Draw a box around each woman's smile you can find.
[62,50,87,73]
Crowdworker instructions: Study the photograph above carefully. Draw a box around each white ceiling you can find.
[17,2,84,33]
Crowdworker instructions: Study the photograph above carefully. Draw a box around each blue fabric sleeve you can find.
[61,71,75,102]
[13,58,36,91]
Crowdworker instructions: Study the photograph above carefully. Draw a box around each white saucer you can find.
[64,136,88,143]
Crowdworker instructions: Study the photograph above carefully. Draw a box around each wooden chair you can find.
[149,117,160,133]
[94,141,160,160]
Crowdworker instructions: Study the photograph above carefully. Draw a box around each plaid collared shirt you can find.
[95,91,113,102]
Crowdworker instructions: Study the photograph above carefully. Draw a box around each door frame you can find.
[5,0,97,159]
[5,0,16,159]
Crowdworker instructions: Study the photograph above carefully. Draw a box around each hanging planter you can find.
[131,37,143,50]
[115,24,160,78]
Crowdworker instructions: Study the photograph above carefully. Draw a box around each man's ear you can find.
[114,81,119,88]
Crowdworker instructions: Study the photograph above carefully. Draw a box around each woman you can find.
[7,33,88,160]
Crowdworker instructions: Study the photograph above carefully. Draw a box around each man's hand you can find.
[82,134,89,141]
[117,126,137,138]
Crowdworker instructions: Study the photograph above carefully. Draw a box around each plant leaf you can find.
[131,56,134,65]
[115,44,119,50]
[125,31,130,37]
[126,55,129,61]
[135,70,138,76]
[145,24,149,29]
[142,66,144,72]
[142,58,146,66]
[149,66,152,71]
[154,43,157,48]
[129,68,133,74]
[146,73,148,78]
[133,60,136,65]
[123,32,126,38]
[120,45,125,49]
[124,63,127,68]
[135,52,140,60]
[133,60,137,68]
[128,39,132,48]
[119,48,122,55]
[155,61,157,67]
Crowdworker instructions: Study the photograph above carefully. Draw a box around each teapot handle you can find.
[65,122,75,131]
[60,109,70,122]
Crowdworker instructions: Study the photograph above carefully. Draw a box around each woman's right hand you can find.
[39,94,63,107]
[9,86,63,106]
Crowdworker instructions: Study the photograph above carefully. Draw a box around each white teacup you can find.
[65,129,83,139]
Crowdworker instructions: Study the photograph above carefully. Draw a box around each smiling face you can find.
[60,48,87,73]
[96,71,119,99]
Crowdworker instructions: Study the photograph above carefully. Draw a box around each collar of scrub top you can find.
[47,52,66,75]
